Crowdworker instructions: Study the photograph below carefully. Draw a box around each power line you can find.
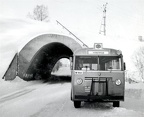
[56,20,88,47]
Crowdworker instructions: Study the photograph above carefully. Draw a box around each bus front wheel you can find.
[74,101,81,108]
[113,101,120,107]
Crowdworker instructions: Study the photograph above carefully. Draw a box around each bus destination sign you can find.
[88,50,109,55]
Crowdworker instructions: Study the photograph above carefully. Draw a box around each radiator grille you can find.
[84,77,111,94]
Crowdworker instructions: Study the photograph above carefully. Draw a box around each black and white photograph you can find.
[0,0,144,117]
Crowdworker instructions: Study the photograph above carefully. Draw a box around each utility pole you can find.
[99,3,108,36]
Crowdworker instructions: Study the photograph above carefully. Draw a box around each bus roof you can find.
[74,47,122,56]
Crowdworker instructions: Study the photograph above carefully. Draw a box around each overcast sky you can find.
[0,0,144,41]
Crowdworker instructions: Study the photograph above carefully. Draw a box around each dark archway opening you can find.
[51,58,71,82]
[25,42,73,81]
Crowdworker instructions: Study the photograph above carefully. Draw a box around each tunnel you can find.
[15,34,83,81]
[26,42,73,80]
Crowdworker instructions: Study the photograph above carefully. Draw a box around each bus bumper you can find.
[74,95,124,102]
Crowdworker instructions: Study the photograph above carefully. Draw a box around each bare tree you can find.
[28,5,49,22]
[132,46,144,82]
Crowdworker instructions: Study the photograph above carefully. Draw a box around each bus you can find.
[70,43,126,108]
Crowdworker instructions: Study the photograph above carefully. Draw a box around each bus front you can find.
[71,43,125,108]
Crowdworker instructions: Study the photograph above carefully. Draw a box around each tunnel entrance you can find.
[26,42,73,80]
[3,34,83,81]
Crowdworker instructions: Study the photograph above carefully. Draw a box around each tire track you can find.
[0,88,35,104]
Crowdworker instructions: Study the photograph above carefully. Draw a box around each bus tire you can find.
[74,101,81,108]
[113,101,120,107]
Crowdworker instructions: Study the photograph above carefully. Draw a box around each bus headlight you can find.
[76,78,83,85]
[115,79,121,85]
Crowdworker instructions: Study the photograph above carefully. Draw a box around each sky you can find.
[0,0,144,42]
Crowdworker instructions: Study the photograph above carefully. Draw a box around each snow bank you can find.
[125,82,144,105]
[102,107,143,117]
[125,82,144,90]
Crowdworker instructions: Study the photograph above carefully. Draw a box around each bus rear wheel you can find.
[74,101,81,108]
[113,101,120,107]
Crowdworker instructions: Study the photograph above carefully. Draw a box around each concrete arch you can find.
[18,34,82,80]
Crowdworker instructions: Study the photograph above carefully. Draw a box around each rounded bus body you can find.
[71,44,125,108]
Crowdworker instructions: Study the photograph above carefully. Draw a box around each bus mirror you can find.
[124,62,126,70]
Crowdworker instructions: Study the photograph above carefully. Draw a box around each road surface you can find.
[0,82,144,117]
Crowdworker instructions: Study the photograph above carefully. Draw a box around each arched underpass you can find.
[26,42,73,80]
[4,34,84,81]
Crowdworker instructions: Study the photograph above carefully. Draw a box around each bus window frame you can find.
[74,55,123,71]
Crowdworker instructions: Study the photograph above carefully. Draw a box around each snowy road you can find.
[0,82,144,117]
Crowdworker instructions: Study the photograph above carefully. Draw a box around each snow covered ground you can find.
[0,74,144,117]
[0,66,144,117]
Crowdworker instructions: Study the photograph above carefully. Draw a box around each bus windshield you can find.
[75,56,121,71]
